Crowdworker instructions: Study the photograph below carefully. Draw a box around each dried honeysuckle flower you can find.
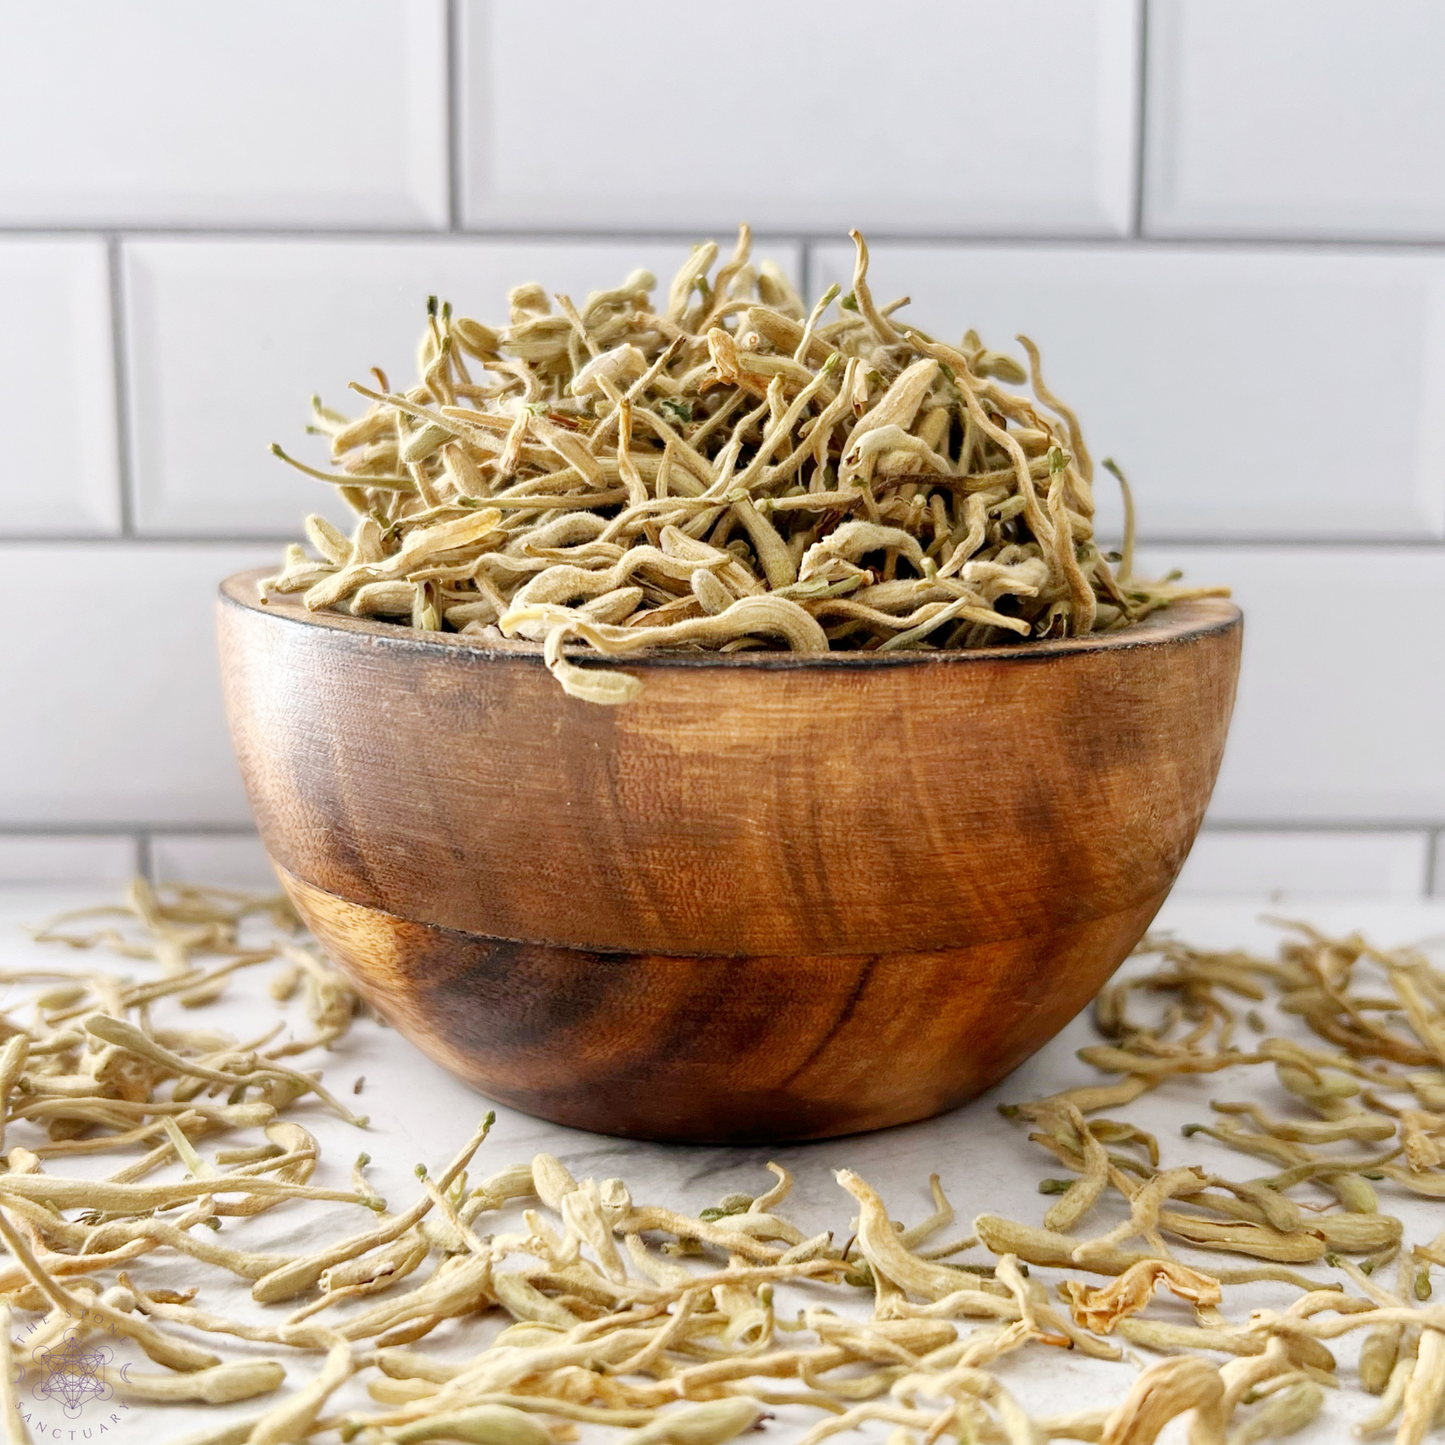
[1041,1104,1111,1233]
[113,1359,287,1405]
[266,225,1222,702]
[11,881,1445,1445]
[0,1302,24,1445]
[252,1114,493,1305]
[1099,1355,1226,1445]
[1398,1328,1445,1445]
[836,1169,987,1304]
[623,1399,767,1445]
[1062,1259,1223,1334]
[384,1404,554,1445]
[249,1339,357,1445]
[1222,1380,1324,1445]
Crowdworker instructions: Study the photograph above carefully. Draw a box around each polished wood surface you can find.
[282,867,1167,1142]
[219,571,1242,1141]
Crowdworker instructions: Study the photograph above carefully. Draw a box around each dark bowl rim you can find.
[220,568,1241,673]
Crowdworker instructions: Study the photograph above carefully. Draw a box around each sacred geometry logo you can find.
[32,1330,113,1419]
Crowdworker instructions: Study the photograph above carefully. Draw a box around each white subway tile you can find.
[123,237,801,535]
[150,833,277,889]
[1173,831,1429,901]
[0,544,273,827]
[0,1,446,229]
[0,836,138,885]
[1146,0,1445,240]
[0,240,120,536]
[1137,547,1445,825]
[460,0,1139,236]
[811,242,1445,540]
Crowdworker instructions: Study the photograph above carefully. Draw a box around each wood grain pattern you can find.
[281,867,1168,1142]
[219,570,1242,1140]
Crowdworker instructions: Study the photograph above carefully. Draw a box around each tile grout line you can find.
[1197,823,1445,836]
[798,241,813,307]
[1426,829,1441,897]
[0,824,262,838]
[1130,0,1150,239]
[4,820,1445,836]
[136,831,156,883]
[10,225,1445,252]
[1199,821,1445,833]
[445,0,463,233]
[105,235,135,538]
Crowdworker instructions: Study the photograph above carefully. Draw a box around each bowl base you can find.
[278,865,1165,1143]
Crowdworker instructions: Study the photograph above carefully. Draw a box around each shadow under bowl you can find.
[218,571,1241,1143]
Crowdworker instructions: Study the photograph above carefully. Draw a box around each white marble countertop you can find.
[3,887,1443,1445]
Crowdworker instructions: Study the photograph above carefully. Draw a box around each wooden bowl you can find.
[219,570,1241,1142]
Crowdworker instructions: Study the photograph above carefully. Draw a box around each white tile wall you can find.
[811,241,1445,542]
[0,240,120,535]
[1138,547,1445,826]
[0,1,448,230]
[459,0,1140,237]
[0,544,272,827]
[123,238,802,535]
[1173,830,1430,901]
[1146,0,1445,240]
[149,833,278,889]
[0,7,1442,892]
[0,836,139,885]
